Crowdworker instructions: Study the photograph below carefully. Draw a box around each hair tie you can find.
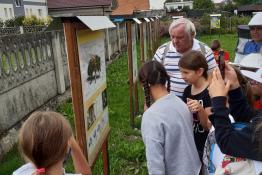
[36,168,45,173]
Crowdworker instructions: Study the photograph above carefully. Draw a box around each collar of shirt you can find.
[169,38,200,54]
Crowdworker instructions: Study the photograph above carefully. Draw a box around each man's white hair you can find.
[169,18,196,38]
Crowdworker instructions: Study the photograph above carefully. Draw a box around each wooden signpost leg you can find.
[102,139,110,175]
[127,21,135,128]
[134,81,139,115]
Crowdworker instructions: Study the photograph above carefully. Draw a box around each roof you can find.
[112,0,150,16]
[238,4,262,12]
[48,0,112,9]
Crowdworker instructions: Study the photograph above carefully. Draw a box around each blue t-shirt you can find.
[243,40,262,55]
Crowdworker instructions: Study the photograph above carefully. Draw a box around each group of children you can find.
[139,50,262,174]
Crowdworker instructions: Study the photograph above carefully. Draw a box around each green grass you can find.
[0,34,238,174]
[198,34,238,61]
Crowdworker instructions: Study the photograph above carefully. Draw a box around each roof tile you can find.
[48,0,112,9]
[112,0,150,15]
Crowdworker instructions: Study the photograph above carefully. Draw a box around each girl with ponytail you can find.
[13,111,91,175]
[139,61,201,175]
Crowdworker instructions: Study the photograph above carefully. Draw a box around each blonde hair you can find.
[19,111,72,174]
[169,18,196,38]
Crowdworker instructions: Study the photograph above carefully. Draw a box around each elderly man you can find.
[153,18,217,97]
[243,12,262,55]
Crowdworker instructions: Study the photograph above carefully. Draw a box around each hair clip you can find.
[36,168,46,173]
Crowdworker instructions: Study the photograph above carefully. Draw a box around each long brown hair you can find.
[139,61,170,108]
[19,111,72,175]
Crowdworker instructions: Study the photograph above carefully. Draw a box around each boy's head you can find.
[179,50,208,79]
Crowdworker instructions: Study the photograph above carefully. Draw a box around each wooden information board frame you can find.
[63,18,110,175]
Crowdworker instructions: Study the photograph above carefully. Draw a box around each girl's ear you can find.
[196,68,204,76]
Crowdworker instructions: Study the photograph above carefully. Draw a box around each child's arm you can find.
[209,67,262,161]
[69,137,92,175]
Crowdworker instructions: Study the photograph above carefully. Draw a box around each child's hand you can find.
[187,98,202,113]
[209,68,231,98]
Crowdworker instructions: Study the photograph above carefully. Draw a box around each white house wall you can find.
[149,0,165,9]
[165,1,193,11]
[23,0,46,3]
[0,4,14,20]
[24,5,47,18]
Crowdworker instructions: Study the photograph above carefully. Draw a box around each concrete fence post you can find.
[19,26,24,34]
[52,31,66,94]
[117,23,121,52]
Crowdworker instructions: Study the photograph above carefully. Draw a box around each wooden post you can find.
[134,81,139,116]
[127,21,134,128]
[63,20,88,158]
[148,22,152,59]
[102,137,110,175]
[140,22,145,63]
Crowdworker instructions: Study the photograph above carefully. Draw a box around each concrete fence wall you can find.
[0,22,127,159]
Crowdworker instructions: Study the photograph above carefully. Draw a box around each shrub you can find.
[14,16,25,26]
[22,15,44,26]
[4,18,15,27]
[0,18,3,27]
[199,14,251,35]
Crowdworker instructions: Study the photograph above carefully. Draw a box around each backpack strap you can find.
[199,42,206,56]
[161,41,171,65]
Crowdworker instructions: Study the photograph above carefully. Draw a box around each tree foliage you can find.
[193,0,215,10]
[233,0,257,5]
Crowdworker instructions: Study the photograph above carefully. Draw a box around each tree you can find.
[193,0,215,10]
[233,0,257,5]
[222,1,238,13]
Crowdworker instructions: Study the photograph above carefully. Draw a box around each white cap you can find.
[248,12,262,26]
[241,68,262,83]
[239,53,262,69]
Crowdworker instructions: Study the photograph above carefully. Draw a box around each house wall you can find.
[0,3,14,20]
[165,1,193,12]
[0,0,47,21]
[149,0,165,9]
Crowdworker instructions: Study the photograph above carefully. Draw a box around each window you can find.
[178,6,182,9]
[9,8,13,18]
[14,0,22,7]
[4,8,8,18]
[26,8,29,15]
[38,9,42,17]
[30,9,33,15]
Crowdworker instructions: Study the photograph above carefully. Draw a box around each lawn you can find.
[0,34,237,175]
[197,34,238,62]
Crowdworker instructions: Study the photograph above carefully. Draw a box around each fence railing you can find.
[0,26,47,36]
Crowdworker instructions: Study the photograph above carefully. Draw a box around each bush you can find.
[14,16,25,26]
[4,18,15,27]
[199,14,251,35]
[22,15,45,26]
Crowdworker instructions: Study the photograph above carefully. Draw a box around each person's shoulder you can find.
[156,41,170,52]
[12,163,35,175]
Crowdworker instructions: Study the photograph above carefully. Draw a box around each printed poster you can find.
[210,16,220,29]
[77,29,110,165]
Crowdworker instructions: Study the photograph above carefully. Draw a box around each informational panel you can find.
[76,29,110,165]
[131,24,138,83]
[210,15,221,29]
